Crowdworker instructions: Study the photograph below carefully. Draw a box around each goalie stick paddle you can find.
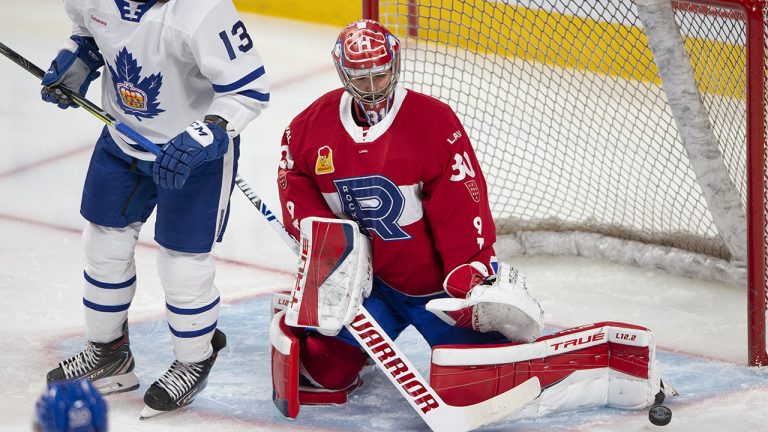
[2,42,541,431]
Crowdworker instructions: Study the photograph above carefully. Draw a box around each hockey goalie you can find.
[269,18,673,426]
[270,218,673,423]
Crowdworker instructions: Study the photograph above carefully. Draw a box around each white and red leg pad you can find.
[300,331,368,390]
[270,310,367,418]
[272,290,292,316]
[270,310,302,418]
[430,322,661,419]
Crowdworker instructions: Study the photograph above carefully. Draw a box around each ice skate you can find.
[46,323,139,395]
[140,328,227,419]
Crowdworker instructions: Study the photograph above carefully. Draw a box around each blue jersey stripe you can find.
[166,297,220,315]
[84,271,136,289]
[83,298,131,312]
[168,321,218,338]
[236,89,270,102]
[212,67,266,93]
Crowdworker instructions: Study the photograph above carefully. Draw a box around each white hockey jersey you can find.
[62,0,269,160]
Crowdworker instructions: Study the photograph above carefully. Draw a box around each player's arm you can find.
[154,1,269,189]
[189,0,269,137]
[421,106,497,277]
[277,125,337,240]
[423,107,543,342]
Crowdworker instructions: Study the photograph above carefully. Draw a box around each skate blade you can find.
[93,372,140,396]
[139,405,166,420]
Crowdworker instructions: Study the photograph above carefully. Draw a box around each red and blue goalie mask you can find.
[332,19,401,124]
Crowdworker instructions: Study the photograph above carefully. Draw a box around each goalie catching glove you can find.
[284,217,373,336]
[427,262,544,342]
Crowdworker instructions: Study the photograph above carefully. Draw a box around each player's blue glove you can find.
[153,119,230,190]
[41,35,104,109]
[34,380,108,432]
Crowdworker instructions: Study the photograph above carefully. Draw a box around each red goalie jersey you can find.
[277,87,496,296]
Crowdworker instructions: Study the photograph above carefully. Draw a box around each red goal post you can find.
[362,0,768,366]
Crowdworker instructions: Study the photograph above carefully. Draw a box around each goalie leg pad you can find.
[270,311,302,418]
[429,322,662,417]
[271,311,368,418]
[272,290,292,316]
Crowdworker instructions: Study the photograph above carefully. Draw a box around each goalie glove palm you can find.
[427,263,544,342]
[153,120,229,190]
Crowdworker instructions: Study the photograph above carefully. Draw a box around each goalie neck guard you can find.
[332,19,401,125]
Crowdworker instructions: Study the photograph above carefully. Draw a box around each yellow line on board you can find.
[386,0,745,98]
[233,0,745,98]
[232,0,361,27]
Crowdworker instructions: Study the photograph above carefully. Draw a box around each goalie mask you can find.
[332,19,401,125]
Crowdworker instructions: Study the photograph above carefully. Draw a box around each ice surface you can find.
[1,1,767,431]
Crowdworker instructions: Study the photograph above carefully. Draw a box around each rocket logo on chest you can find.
[315,146,335,175]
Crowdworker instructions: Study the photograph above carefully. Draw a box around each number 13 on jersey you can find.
[219,20,253,60]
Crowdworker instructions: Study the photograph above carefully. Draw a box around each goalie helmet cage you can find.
[362,0,768,366]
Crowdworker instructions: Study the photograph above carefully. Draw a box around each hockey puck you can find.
[648,405,672,426]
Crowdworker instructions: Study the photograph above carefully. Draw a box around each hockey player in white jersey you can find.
[41,0,269,418]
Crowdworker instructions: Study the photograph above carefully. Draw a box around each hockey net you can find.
[363,0,768,365]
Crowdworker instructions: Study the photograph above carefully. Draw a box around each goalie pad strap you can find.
[298,377,362,406]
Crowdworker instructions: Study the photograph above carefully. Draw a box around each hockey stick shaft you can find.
[0,41,161,157]
[233,176,299,255]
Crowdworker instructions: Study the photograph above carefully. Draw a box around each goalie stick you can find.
[1,42,541,431]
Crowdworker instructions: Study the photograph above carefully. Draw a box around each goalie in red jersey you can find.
[270,19,672,421]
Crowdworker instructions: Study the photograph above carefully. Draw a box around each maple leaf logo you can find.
[107,48,164,121]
